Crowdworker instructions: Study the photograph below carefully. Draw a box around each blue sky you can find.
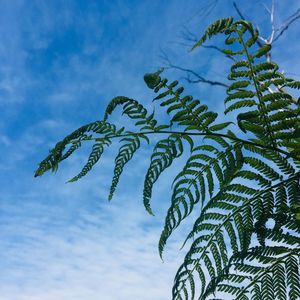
[1,1,300,299]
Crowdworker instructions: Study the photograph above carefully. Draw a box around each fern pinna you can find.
[36,18,300,299]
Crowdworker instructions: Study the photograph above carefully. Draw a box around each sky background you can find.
[1,1,300,299]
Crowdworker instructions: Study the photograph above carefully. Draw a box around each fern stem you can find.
[92,130,298,160]
[237,30,277,148]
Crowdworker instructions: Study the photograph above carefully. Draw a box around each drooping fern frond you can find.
[215,246,300,300]
[169,18,300,300]
[67,138,110,182]
[191,17,234,51]
[143,134,184,215]
[159,141,244,258]
[35,120,123,178]
[108,134,141,201]
[103,96,164,200]
[36,16,300,300]
[172,171,300,299]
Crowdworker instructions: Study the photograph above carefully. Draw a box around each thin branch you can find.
[160,50,228,88]
[181,25,197,43]
[233,1,246,20]
[233,1,265,48]
[88,129,297,160]
[262,0,276,45]
[275,86,299,104]
[201,45,236,61]
[266,85,299,106]
[273,8,300,42]
[285,72,300,78]
[187,0,218,23]
[263,0,275,61]
[269,0,275,43]
[180,24,235,61]
[169,64,228,87]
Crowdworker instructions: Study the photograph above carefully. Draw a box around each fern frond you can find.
[173,172,300,299]
[286,255,300,300]
[159,142,243,257]
[36,16,300,300]
[191,17,234,50]
[35,121,120,177]
[148,75,220,132]
[104,96,160,131]
[108,135,141,200]
[143,134,184,215]
[68,139,110,182]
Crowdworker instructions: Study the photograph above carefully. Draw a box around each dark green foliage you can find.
[36,17,300,299]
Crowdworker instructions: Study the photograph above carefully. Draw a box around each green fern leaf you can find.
[286,255,300,300]
[68,141,107,182]
[191,17,233,50]
[144,69,163,89]
[254,44,271,58]
[108,135,141,200]
[143,135,184,215]
[273,263,287,300]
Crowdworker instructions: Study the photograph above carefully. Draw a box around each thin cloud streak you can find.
[0,194,183,300]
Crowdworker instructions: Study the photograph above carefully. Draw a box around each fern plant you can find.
[35,17,300,299]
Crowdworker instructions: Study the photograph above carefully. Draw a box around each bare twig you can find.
[273,8,300,42]
[160,50,228,88]
[163,0,300,102]
[233,1,300,63]
[180,25,197,44]
[232,1,246,20]
[260,0,276,61]
[180,26,236,61]
[270,0,275,43]
[187,0,218,23]
[169,65,228,87]
[262,0,275,44]
[233,1,265,48]
[276,86,299,105]
[202,45,236,61]
[258,3,300,45]
[267,85,298,105]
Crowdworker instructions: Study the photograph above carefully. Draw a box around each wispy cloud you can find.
[0,190,186,300]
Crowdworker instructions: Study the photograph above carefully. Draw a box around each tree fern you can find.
[35,17,300,299]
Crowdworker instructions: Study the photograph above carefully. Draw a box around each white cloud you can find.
[0,191,185,300]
